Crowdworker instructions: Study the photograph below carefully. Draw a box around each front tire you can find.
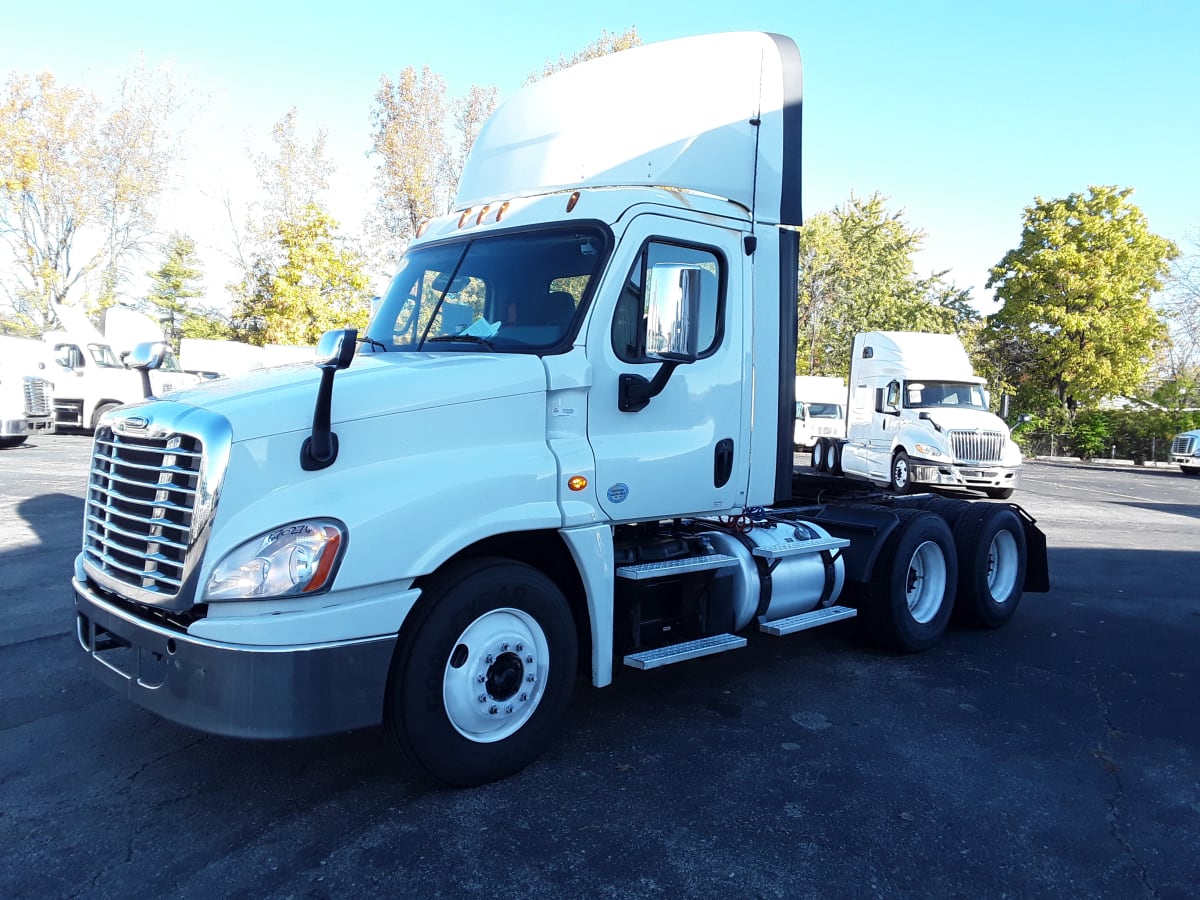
[859,510,957,651]
[984,487,1014,499]
[0,436,28,449]
[385,557,578,786]
[890,450,916,494]
[1182,466,1200,476]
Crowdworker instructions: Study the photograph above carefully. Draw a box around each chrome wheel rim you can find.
[906,539,946,623]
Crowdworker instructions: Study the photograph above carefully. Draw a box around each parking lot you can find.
[2,434,1198,898]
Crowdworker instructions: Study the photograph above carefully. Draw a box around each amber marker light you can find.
[566,191,580,212]
[476,205,490,225]
[496,201,510,222]
[415,219,430,238]
[568,475,588,492]
[458,209,473,228]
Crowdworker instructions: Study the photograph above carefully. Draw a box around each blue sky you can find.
[3,0,1197,312]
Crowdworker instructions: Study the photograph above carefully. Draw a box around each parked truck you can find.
[71,32,1049,786]
[43,304,200,429]
[809,331,1023,499]
[0,335,55,448]
[793,375,847,449]
[1170,429,1200,475]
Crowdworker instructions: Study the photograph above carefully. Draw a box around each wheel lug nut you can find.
[488,706,498,715]
[505,705,514,714]
[515,643,523,652]
[501,643,509,651]
[484,654,494,664]
[476,674,486,683]
[519,693,528,702]
[525,655,534,664]
[478,694,487,703]
[526,674,536,682]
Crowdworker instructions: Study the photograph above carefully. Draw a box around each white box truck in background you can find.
[811,331,1023,498]
[793,375,846,449]
[1170,429,1200,475]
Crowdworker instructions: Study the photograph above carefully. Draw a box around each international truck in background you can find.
[0,335,55,449]
[793,375,846,449]
[43,304,199,430]
[809,331,1023,499]
[1170,429,1200,475]
[71,32,1049,786]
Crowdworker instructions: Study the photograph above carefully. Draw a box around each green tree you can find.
[984,186,1177,416]
[142,232,204,348]
[0,65,181,334]
[797,192,977,378]
[524,27,642,83]
[230,203,370,345]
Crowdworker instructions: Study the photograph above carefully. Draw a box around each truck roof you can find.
[455,32,803,227]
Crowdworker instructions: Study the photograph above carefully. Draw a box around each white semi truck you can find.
[809,331,1023,499]
[1170,429,1200,475]
[793,375,846,449]
[71,32,1049,786]
[0,335,55,449]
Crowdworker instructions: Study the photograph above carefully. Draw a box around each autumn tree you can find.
[524,27,642,83]
[0,65,181,335]
[230,203,370,346]
[983,186,1177,416]
[1158,229,1200,379]
[797,192,977,378]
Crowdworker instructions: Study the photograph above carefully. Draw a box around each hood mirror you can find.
[301,328,357,471]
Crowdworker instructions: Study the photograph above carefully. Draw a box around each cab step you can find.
[623,633,747,670]
[758,605,857,636]
[616,553,739,581]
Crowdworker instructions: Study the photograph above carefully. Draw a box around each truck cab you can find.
[0,335,55,449]
[837,331,1023,498]
[1170,429,1200,475]
[70,33,1047,787]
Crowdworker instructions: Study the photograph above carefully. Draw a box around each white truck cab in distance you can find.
[0,335,55,448]
[1170,429,1200,475]
[836,331,1022,498]
[793,375,846,449]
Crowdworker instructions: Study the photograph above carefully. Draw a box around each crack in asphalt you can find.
[1091,676,1158,898]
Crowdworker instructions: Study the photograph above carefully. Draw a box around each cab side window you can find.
[612,241,724,363]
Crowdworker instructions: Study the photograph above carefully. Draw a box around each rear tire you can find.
[0,436,28,449]
[860,510,957,651]
[811,438,829,473]
[828,440,843,476]
[952,505,1026,629]
[385,557,577,786]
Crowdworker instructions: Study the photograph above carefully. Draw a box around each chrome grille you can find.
[23,376,51,416]
[949,430,1004,463]
[1172,435,1196,456]
[83,428,204,599]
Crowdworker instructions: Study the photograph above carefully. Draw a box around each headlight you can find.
[204,519,346,601]
[914,442,945,459]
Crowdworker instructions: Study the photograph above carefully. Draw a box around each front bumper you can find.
[73,577,397,739]
[1171,455,1200,467]
[1,416,54,437]
[909,459,1021,491]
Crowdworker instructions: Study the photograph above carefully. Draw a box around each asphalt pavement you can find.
[1,436,1198,898]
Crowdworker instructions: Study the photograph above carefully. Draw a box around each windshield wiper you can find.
[357,335,390,352]
[426,334,495,350]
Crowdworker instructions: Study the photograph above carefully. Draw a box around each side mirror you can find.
[126,341,167,398]
[1017,414,1033,425]
[301,329,357,470]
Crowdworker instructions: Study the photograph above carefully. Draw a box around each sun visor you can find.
[455,32,803,226]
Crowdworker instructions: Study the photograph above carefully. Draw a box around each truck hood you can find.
[148,353,549,443]
[914,408,1011,434]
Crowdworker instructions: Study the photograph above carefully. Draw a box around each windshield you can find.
[903,380,988,410]
[365,225,609,353]
[807,402,842,418]
[87,343,124,368]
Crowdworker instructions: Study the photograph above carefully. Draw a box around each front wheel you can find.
[1182,466,1200,476]
[0,436,28,449]
[385,557,577,786]
[890,450,916,495]
[984,487,1014,499]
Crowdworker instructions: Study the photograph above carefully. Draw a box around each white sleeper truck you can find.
[793,375,846,449]
[1170,429,1200,475]
[71,33,1049,786]
[811,331,1023,499]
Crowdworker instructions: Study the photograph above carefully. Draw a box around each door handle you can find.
[714,438,734,488]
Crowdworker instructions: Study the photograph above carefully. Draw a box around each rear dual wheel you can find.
[951,504,1026,629]
[810,438,843,475]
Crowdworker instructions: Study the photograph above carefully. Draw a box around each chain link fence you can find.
[1017,430,1179,464]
